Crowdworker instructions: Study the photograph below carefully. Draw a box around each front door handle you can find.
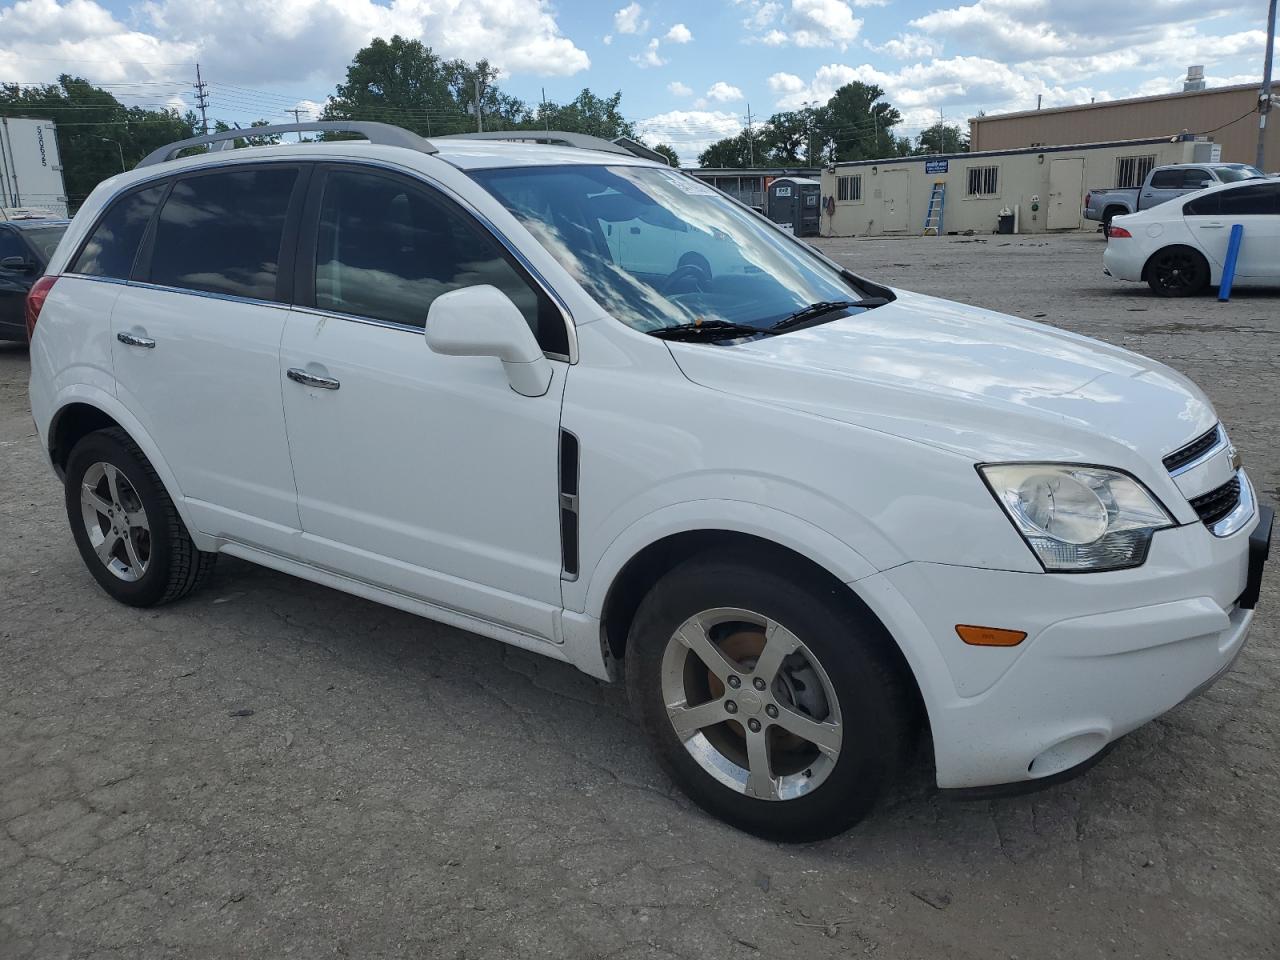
[287,367,340,390]
[116,332,155,348]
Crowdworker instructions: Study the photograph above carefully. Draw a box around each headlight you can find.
[979,464,1174,572]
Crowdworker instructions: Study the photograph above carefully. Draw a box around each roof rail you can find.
[136,121,436,168]
[438,130,660,161]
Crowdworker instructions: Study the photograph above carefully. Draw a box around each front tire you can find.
[65,428,215,607]
[625,556,913,841]
[1145,246,1210,297]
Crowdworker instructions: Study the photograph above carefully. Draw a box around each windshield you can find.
[1216,165,1266,182]
[472,165,870,333]
[19,225,67,261]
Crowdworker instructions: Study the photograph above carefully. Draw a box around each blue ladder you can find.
[922,181,946,236]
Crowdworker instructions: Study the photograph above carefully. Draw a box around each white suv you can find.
[27,123,1271,840]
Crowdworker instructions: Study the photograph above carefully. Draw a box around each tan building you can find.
[969,83,1275,167]
[820,136,1217,238]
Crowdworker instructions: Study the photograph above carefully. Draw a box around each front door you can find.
[881,170,909,232]
[110,164,307,552]
[1048,158,1084,230]
[279,165,569,640]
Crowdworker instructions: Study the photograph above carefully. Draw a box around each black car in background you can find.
[1,219,69,342]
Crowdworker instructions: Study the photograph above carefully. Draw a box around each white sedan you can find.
[1103,178,1280,296]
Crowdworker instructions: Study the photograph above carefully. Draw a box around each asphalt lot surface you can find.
[2,232,1277,959]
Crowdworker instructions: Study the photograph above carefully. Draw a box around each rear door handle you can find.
[116,332,155,348]
[1199,223,1225,229]
[287,367,340,390]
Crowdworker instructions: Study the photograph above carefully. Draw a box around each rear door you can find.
[110,163,309,552]
[1183,182,1280,277]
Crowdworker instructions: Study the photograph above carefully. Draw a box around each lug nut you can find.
[747,718,761,732]
[752,677,766,691]
[724,700,738,714]
[765,704,778,719]
[727,675,741,689]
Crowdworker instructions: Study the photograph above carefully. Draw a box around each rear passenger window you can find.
[1149,170,1182,189]
[71,184,165,279]
[312,168,568,354]
[148,167,298,301]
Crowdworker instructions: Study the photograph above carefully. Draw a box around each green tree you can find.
[1,75,198,206]
[652,143,679,166]
[323,35,530,136]
[820,82,902,162]
[697,132,755,168]
[760,109,815,164]
[533,89,635,140]
[915,121,968,155]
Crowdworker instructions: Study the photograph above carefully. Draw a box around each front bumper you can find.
[856,506,1269,790]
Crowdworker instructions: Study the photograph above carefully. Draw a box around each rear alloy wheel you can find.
[627,556,913,841]
[1146,247,1210,297]
[65,428,215,606]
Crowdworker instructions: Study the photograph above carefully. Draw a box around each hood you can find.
[667,289,1216,466]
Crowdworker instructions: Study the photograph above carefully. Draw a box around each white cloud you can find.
[603,34,613,45]
[614,2,648,35]
[0,0,592,89]
[631,38,666,68]
[705,81,744,102]
[865,33,939,59]
[667,80,693,96]
[636,109,744,159]
[747,0,863,48]
[665,23,693,43]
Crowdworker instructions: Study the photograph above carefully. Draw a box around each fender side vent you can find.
[559,430,580,579]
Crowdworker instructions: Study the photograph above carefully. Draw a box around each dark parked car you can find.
[0,219,69,342]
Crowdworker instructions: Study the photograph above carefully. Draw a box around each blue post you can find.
[1218,224,1244,301]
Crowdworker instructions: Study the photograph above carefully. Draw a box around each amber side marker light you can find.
[956,624,1027,647]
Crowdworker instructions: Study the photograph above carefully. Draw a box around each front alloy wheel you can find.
[662,608,843,802]
[627,556,914,841]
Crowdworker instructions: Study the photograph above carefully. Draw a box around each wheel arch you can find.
[46,390,204,548]
[1140,243,1210,283]
[594,526,927,738]
[1102,204,1129,222]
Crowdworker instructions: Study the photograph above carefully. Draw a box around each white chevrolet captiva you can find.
[27,123,1271,841]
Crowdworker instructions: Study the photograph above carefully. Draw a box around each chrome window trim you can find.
[1209,469,1256,538]
[123,279,291,310]
[1167,425,1226,478]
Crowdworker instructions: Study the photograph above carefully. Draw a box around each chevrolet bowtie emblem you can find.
[1228,444,1242,471]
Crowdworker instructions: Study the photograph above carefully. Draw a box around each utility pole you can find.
[193,63,209,136]
[1259,0,1277,170]
[542,88,550,132]
[288,108,304,142]
[474,76,485,133]
[745,103,755,167]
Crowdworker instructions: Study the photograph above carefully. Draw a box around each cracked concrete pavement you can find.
[1,233,1277,958]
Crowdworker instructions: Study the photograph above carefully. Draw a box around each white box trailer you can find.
[0,117,69,218]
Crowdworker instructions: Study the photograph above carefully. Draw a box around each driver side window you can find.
[313,168,568,354]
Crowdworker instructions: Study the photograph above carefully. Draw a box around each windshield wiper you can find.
[768,297,891,332]
[648,320,771,342]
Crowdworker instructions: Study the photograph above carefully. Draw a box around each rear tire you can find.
[625,555,913,842]
[1145,246,1210,297]
[65,428,215,607]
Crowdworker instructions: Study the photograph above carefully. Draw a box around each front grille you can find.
[1189,476,1241,527]
[1163,425,1221,473]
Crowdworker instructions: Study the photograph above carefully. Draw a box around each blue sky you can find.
[0,0,1270,161]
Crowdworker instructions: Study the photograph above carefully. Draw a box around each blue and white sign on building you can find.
[925,159,949,175]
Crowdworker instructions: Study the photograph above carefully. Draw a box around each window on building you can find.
[836,175,862,202]
[966,165,999,197]
[1116,154,1156,189]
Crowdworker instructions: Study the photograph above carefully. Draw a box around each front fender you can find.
[575,498,881,620]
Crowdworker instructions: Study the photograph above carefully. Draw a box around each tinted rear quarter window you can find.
[147,167,299,301]
[1149,170,1182,189]
[1217,183,1280,216]
[71,184,166,279]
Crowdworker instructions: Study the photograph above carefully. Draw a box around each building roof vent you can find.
[1184,65,1206,92]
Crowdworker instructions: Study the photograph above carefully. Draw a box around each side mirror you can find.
[425,285,553,398]
[0,256,31,272]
